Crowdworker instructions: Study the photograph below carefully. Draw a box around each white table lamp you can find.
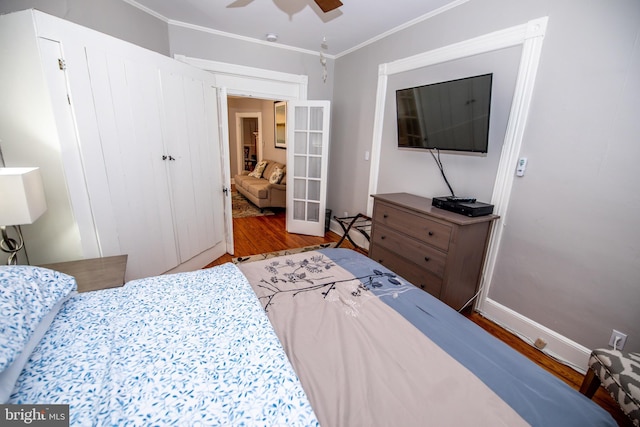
[0,167,47,264]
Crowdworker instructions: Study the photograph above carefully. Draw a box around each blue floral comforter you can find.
[10,263,318,426]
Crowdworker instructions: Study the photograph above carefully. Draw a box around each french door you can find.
[286,101,331,236]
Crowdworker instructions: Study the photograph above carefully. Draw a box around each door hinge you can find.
[223,187,229,195]
[58,58,66,70]
[67,94,71,105]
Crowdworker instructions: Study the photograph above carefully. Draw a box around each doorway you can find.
[235,112,262,175]
[175,55,308,254]
[228,97,285,221]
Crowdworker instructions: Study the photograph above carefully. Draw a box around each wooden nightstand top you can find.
[39,255,128,293]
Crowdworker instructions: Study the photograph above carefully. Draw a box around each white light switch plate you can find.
[516,157,528,176]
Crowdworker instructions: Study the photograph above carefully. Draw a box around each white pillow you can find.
[248,160,268,178]
[269,167,285,184]
[0,266,77,402]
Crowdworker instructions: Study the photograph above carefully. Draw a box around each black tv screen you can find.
[396,73,493,153]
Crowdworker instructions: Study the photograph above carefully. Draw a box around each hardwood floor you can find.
[468,314,632,427]
[203,209,360,268]
[204,209,629,426]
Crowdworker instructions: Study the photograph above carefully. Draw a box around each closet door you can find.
[160,71,224,263]
[85,49,179,280]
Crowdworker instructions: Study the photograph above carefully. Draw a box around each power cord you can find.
[0,225,25,265]
[458,284,484,313]
[429,148,456,197]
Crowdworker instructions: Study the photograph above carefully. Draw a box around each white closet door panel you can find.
[202,85,225,254]
[28,38,89,262]
[161,71,198,261]
[161,72,223,262]
[183,79,222,255]
[86,49,178,279]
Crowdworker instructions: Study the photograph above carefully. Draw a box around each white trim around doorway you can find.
[173,55,308,101]
[235,112,262,176]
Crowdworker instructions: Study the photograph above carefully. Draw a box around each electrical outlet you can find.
[609,330,628,350]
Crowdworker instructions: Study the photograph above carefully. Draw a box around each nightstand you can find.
[39,255,128,293]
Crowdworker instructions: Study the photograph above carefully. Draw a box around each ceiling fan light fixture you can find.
[265,33,278,42]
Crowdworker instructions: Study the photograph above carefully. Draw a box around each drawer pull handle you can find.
[428,231,434,236]
[383,214,388,218]
[424,257,430,262]
[381,235,386,240]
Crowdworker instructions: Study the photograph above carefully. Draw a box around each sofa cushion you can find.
[236,175,262,189]
[245,181,270,199]
[234,174,254,190]
[262,162,284,180]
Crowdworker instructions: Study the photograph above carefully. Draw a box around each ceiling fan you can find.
[314,0,343,13]
[228,0,343,13]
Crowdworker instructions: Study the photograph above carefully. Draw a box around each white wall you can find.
[331,0,640,356]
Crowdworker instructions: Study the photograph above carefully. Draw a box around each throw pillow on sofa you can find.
[248,160,268,178]
[269,167,285,184]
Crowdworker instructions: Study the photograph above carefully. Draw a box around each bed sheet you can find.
[238,248,616,427]
[10,263,318,426]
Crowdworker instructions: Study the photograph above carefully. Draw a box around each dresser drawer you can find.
[373,202,452,251]
[369,245,442,298]
[371,223,446,278]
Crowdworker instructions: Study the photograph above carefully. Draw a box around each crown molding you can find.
[121,0,469,59]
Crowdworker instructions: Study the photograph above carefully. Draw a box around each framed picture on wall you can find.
[274,101,287,149]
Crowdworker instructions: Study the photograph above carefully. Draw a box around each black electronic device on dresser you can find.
[432,196,494,217]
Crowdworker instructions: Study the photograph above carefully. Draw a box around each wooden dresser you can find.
[369,193,498,311]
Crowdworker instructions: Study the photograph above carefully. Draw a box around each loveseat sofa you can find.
[234,160,286,209]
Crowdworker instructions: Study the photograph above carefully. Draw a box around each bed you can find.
[1,248,616,426]
[1,263,317,425]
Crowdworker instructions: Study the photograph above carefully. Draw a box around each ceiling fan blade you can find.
[314,0,343,13]
[227,0,254,8]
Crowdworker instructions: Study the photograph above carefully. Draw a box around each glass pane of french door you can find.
[286,101,330,236]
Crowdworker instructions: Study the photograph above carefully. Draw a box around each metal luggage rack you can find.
[333,213,372,251]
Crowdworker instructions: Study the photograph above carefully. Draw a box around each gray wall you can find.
[168,25,334,102]
[376,46,522,201]
[331,0,640,353]
[0,0,170,55]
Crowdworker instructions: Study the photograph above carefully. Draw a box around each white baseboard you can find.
[164,246,223,276]
[478,298,592,374]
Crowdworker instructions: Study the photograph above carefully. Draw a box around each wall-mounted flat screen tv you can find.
[396,73,493,153]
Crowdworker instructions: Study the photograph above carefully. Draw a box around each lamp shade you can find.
[0,167,47,226]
